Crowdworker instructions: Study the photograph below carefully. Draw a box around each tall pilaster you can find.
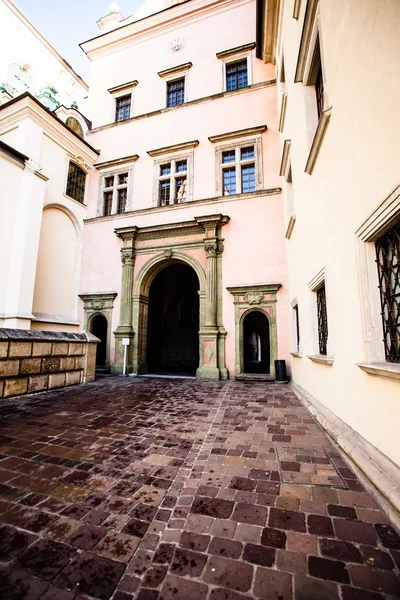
[195,214,230,380]
[112,229,137,374]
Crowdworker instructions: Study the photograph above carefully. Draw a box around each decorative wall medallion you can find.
[168,37,186,53]
[92,299,105,310]
[163,249,173,259]
[244,292,264,305]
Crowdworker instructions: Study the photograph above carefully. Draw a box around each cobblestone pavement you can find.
[0,377,399,600]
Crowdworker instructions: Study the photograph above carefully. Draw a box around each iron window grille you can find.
[226,59,248,91]
[158,160,187,206]
[375,221,400,362]
[115,95,131,122]
[102,172,129,216]
[167,78,185,107]
[294,304,300,352]
[313,37,324,119]
[222,146,256,195]
[317,284,328,355]
[66,162,86,204]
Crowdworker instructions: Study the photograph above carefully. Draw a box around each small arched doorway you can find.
[91,314,108,368]
[147,263,199,375]
[243,311,270,374]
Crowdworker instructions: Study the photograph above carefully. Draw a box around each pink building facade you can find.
[79,0,289,379]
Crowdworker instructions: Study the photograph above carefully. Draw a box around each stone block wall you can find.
[0,329,99,400]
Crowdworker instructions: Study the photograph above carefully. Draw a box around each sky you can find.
[14,0,145,81]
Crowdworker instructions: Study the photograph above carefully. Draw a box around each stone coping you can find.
[0,329,99,343]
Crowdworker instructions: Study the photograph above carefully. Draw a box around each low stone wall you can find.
[0,329,99,400]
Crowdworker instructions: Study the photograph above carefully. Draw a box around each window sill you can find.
[357,362,400,383]
[62,193,86,208]
[308,354,334,365]
[305,107,332,175]
[285,215,296,239]
[290,352,302,358]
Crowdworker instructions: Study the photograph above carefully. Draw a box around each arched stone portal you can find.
[112,215,230,379]
[243,310,270,374]
[147,263,199,375]
[91,314,108,368]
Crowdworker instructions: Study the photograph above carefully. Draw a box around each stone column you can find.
[112,230,137,374]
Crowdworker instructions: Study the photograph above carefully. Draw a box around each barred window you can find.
[376,221,400,362]
[167,78,185,107]
[66,162,86,204]
[294,304,300,352]
[115,95,131,122]
[314,37,324,120]
[226,59,248,91]
[317,284,328,355]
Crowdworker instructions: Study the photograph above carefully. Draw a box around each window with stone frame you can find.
[66,161,86,204]
[375,220,400,363]
[225,58,248,91]
[293,302,300,353]
[101,171,129,216]
[115,95,131,122]
[158,159,187,206]
[221,145,256,196]
[167,78,185,108]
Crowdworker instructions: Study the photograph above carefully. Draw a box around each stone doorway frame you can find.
[79,292,117,369]
[227,284,281,378]
[112,214,230,379]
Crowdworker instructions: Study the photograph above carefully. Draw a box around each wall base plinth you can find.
[112,328,135,374]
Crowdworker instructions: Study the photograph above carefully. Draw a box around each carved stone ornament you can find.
[92,299,105,310]
[71,154,91,173]
[121,248,135,266]
[204,240,224,257]
[168,37,186,53]
[163,249,173,259]
[244,292,264,305]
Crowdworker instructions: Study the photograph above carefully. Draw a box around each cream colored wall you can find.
[0,156,22,312]
[279,0,400,465]
[32,207,77,317]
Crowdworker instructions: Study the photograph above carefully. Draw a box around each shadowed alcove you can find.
[243,310,270,374]
[147,263,200,375]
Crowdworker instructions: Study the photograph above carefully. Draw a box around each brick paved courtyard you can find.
[0,378,399,600]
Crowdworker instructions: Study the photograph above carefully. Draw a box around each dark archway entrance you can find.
[243,311,270,374]
[147,263,199,375]
[91,314,108,368]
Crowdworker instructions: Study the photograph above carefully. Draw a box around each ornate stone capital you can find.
[121,247,135,266]
[204,239,224,258]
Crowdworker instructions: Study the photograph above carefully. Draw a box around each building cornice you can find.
[208,125,267,143]
[158,63,193,78]
[80,0,253,61]
[0,139,28,167]
[147,140,199,157]
[95,155,139,170]
[216,42,256,60]
[3,0,88,91]
[108,80,139,95]
[88,79,276,134]
[114,213,230,241]
[0,93,99,162]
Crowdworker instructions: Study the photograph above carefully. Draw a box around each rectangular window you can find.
[66,162,86,204]
[375,221,400,362]
[317,284,328,355]
[101,171,129,216]
[314,39,324,120]
[220,145,257,196]
[117,188,127,214]
[294,304,300,352]
[241,164,256,193]
[223,167,236,196]
[158,160,188,206]
[167,78,185,107]
[104,191,113,216]
[226,59,248,91]
[115,95,131,122]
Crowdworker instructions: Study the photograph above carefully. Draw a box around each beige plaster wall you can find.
[32,207,77,317]
[279,0,400,465]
